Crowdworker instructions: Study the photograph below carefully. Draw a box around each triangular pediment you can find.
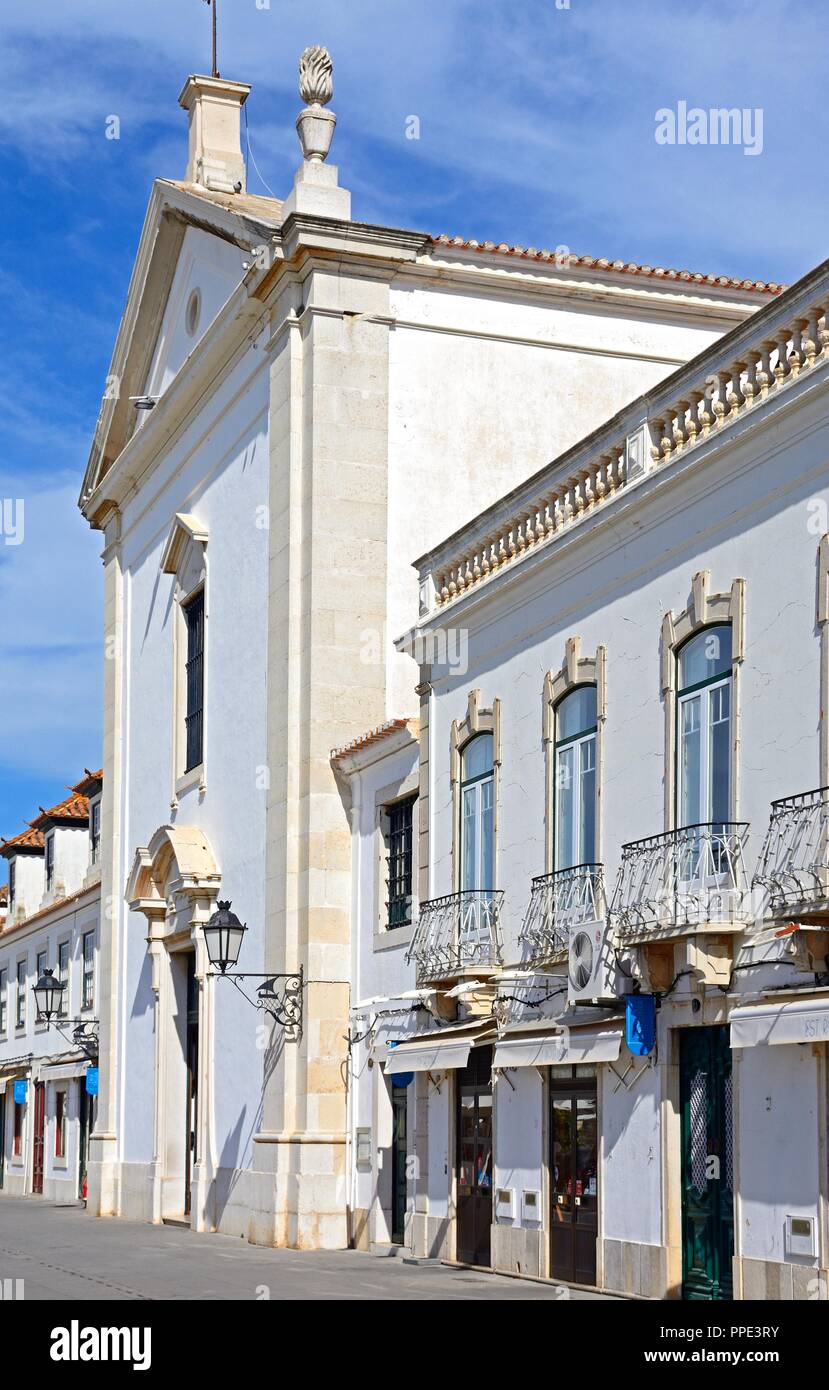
[79,178,281,519]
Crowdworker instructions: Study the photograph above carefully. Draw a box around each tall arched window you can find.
[554,686,597,870]
[676,625,732,830]
[460,734,494,893]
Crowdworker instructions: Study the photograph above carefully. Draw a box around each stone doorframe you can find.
[126,824,221,1230]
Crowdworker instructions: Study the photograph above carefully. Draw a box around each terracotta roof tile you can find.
[330,718,415,763]
[71,768,103,798]
[428,235,785,295]
[30,791,89,830]
[0,826,45,855]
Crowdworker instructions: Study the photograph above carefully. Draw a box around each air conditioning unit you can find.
[567,918,618,1006]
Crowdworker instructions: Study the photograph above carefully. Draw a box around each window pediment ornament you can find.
[543,636,607,744]
[660,571,745,694]
[161,512,208,585]
[126,824,220,935]
[450,689,501,785]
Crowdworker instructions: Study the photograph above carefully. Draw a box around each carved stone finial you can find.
[295,46,336,163]
[299,45,333,107]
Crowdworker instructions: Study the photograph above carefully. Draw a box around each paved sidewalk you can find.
[0,1195,614,1300]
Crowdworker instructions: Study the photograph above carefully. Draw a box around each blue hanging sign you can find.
[13,1078,28,1104]
[626,994,657,1057]
[85,1067,99,1096]
[392,1072,414,1089]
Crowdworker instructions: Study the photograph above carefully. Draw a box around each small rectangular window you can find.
[16,959,26,1029]
[385,795,416,929]
[184,591,205,772]
[90,801,101,865]
[58,941,70,1018]
[0,969,6,1034]
[82,932,95,1011]
[45,835,55,891]
[55,1090,67,1159]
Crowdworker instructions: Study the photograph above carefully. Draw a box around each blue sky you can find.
[0,0,826,841]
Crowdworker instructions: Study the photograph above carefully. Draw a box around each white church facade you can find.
[75,45,829,1296]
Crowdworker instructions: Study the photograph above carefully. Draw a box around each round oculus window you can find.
[185,288,202,337]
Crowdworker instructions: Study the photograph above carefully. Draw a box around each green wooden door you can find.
[680,1026,734,1300]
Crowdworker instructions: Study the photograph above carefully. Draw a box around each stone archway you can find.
[126,825,221,1227]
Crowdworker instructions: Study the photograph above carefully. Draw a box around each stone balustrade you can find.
[417,275,829,616]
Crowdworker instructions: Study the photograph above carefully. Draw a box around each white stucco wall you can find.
[385,275,753,718]
[117,321,269,1191]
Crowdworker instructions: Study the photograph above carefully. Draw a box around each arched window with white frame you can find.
[553,686,598,871]
[676,625,732,832]
[459,733,494,895]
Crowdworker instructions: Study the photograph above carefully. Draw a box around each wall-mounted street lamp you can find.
[32,969,100,1059]
[33,968,65,1021]
[201,900,303,1038]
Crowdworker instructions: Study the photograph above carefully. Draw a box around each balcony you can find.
[752,786,829,918]
[612,823,749,944]
[406,889,504,986]
[519,863,606,967]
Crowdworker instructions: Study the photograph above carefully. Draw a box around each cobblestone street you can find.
[0,1197,613,1301]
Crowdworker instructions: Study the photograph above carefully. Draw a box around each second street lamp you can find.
[201,900,303,1037]
[33,968,66,1022]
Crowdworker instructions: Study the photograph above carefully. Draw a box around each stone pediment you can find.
[78,179,281,519]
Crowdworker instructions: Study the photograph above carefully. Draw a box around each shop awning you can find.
[494,1020,623,1069]
[384,1021,497,1074]
[0,1054,33,1078]
[730,995,829,1048]
[39,1060,89,1082]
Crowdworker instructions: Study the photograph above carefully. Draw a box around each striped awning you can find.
[384,1020,497,1074]
[730,995,829,1048]
[494,1021,623,1068]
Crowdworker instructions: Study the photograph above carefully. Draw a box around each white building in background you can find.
[0,772,101,1203]
[366,255,829,1300]
[76,46,774,1249]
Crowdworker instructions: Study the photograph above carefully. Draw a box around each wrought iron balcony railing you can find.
[612,822,749,942]
[752,786,829,916]
[406,889,504,985]
[519,863,606,965]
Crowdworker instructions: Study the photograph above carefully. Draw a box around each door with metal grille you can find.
[391,1081,408,1245]
[680,1026,734,1300]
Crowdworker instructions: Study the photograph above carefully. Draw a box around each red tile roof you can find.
[0,825,45,855]
[428,235,786,295]
[30,791,89,830]
[71,768,103,798]
[331,718,415,763]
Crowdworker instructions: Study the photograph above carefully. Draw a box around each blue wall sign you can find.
[13,1079,28,1104]
[626,994,657,1056]
[392,1072,414,1088]
[85,1067,99,1096]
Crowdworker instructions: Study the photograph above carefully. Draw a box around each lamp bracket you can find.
[212,967,303,1037]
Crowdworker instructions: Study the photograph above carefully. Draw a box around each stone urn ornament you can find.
[296,46,336,162]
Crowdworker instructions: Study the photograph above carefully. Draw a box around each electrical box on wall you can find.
[355,1127,372,1168]
[785,1214,816,1259]
[495,1188,514,1219]
[521,1190,541,1222]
